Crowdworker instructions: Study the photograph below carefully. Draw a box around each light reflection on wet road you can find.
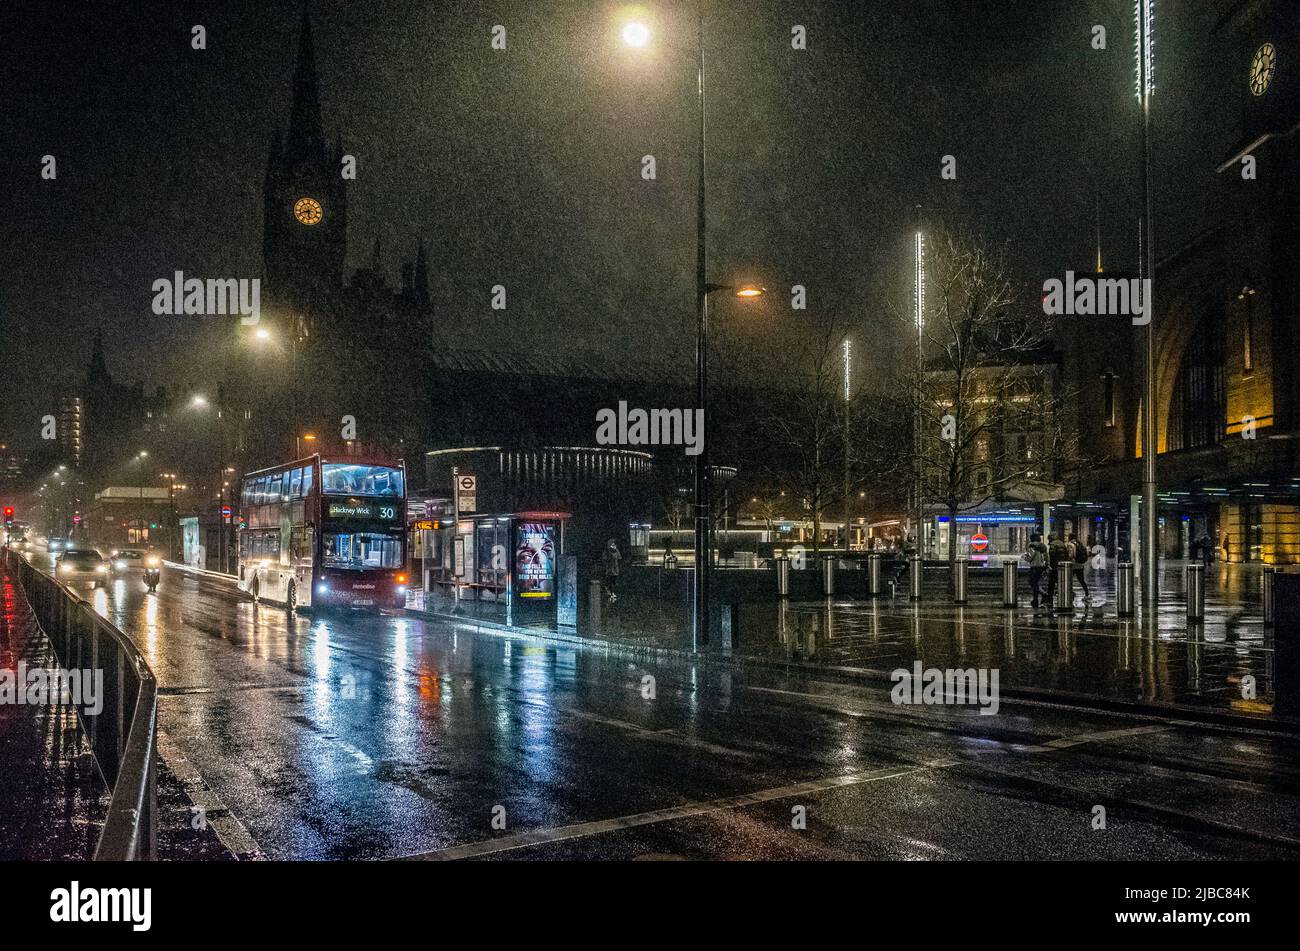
[61,563,1300,861]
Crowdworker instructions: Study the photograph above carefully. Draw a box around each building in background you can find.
[1067,1,1300,564]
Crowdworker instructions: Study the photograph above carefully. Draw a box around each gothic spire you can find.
[284,2,326,166]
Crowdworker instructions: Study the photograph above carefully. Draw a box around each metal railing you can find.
[4,549,158,860]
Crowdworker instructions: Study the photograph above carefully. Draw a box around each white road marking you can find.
[1014,724,1173,753]
[568,709,756,758]
[156,727,265,859]
[405,760,959,861]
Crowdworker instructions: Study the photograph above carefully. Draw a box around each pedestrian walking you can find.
[1022,532,1049,610]
[601,538,621,603]
[1068,533,1091,606]
[1198,532,1213,567]
[1046,534,1070,610]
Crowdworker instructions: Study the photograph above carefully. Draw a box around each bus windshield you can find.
[322,532,403,570]
[321,464,405,498]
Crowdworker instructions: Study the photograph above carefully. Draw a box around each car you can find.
[47,538,68,554]
[56,548,108,586]
[110,548,160,575]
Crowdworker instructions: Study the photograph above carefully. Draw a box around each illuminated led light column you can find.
[843,338,852,552]
[913,226,926,553]
[1136,0,1158,617]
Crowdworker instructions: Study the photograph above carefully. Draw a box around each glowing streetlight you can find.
[735,284,764,298]
[191,394,209,409]
[622,21,650,48]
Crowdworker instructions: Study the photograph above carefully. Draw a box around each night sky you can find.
[0,0,1241,447]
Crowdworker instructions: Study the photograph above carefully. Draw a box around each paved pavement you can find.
[0,564,107,860]
[449,560,1281,718]
[23,553,1299,861]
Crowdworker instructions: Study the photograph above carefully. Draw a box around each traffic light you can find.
[3,505,13,527]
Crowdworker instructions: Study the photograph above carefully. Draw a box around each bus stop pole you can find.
[452,466,460,604]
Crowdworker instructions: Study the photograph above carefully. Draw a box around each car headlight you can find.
[114,561,127,570]
[96,565,107,573]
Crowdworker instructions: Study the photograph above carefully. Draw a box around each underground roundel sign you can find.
[970,533,989,552]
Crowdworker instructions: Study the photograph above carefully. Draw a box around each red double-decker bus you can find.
[237,455,408,612]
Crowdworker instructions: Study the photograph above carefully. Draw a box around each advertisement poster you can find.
[515,522,556,599]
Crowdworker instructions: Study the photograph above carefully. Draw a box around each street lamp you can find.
[622,21,650,47]
[623,14,765,650]
[1135,0,1158,617]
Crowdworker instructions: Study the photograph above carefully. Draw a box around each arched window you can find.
[1167,305,1225,451]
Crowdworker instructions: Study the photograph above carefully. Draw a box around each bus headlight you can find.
[114,560,127,570]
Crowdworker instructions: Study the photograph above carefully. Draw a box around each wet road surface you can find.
[53,560,1300,860]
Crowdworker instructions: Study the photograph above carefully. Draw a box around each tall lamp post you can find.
[622,11,764,651]
[1136,0,1158,617]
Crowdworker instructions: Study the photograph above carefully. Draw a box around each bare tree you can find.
[898,227,1079,577]
[756,313,853,555]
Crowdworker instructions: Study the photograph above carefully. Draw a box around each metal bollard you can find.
[1186,563,1205,621]
[821,555,836,597]
[588,580,603,628]
[774,556,790,598]
[1264,566,1275,625]
[1117,562,1135,617]
[868,553,883,598]
[909,554,923,601]
[1002,559,1017,608]
[1055,562,1073,612]
[953,558,968,604]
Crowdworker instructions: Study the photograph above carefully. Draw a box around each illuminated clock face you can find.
[293,197,324,226]
[1250,43,1276,96]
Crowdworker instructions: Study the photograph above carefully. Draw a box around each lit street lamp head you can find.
[735,285,765,298]
[622,21,650,48]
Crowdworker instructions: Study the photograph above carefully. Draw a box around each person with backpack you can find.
[1068,532,1091,606]
[1045,533,1071,611]
[1022,532,1049,610]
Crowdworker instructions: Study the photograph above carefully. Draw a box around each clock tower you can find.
[263,4,347,335]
